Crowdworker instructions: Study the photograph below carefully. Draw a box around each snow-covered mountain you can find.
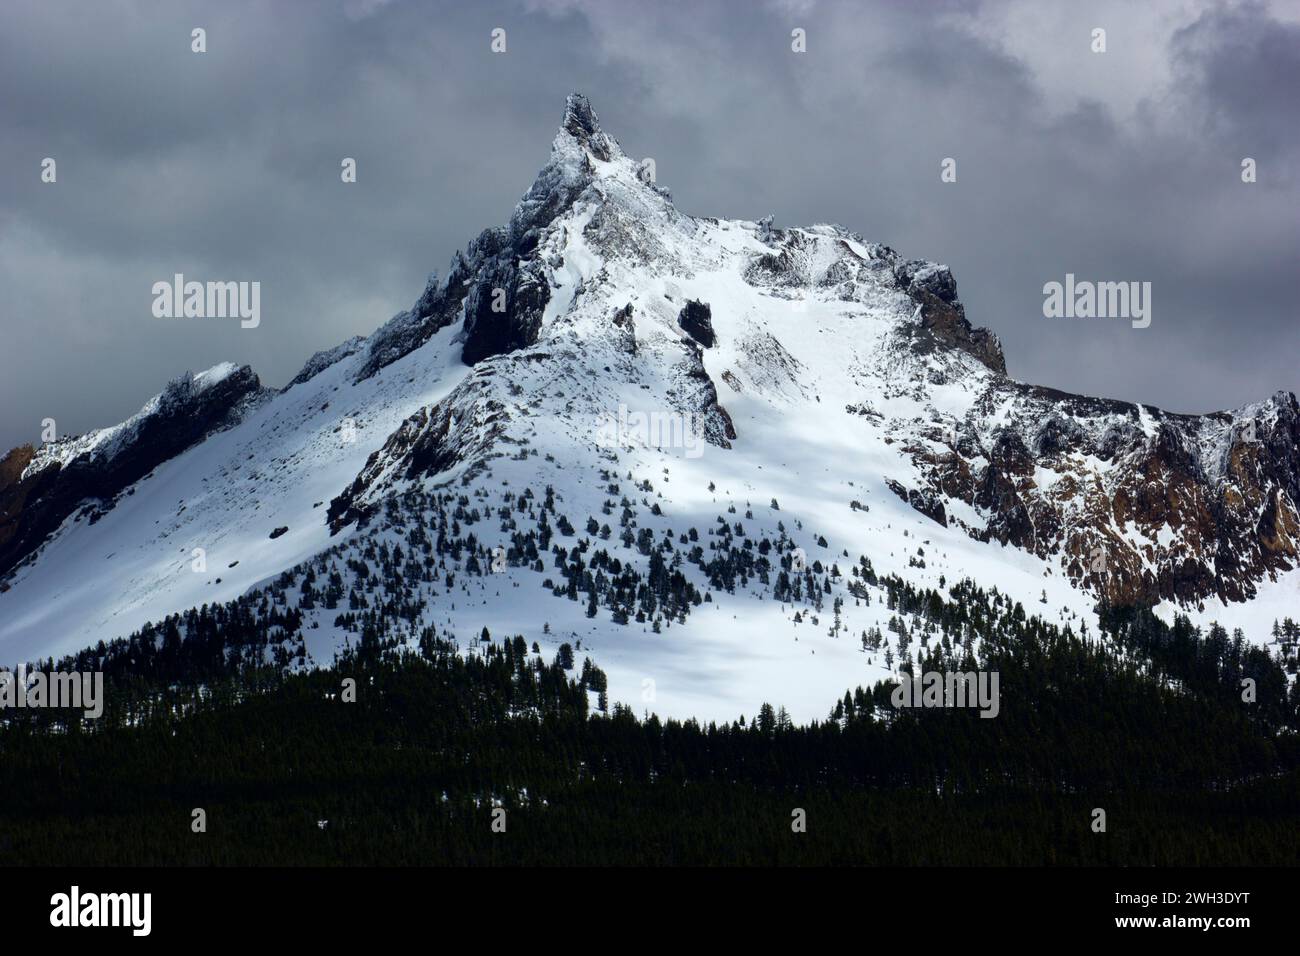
[2,94,1297,721]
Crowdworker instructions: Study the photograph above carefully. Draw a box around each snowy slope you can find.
[0,325,468,663]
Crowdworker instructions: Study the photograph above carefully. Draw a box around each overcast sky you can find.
[2,0,1298,452]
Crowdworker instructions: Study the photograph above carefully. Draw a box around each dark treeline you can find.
[2,572,1297,865]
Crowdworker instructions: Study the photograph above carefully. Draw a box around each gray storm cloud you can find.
[1,0,1296,453]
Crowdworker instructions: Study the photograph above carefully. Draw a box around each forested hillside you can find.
[3,578,1296,865]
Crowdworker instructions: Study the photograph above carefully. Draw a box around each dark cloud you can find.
[1171,0,1300,155]
[1,0,1296,452]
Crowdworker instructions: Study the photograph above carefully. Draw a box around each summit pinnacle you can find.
[560,92,615,162]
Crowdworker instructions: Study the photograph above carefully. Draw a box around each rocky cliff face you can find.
[354,95,617,381]
[895,380,1300,607]
[0,364,262,578]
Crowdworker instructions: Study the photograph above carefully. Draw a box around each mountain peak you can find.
[506,94,635,248]
[557,92,617,162]
[5,92,1298,683]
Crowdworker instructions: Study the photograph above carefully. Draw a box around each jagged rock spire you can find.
[509,93,627,246]
[559,92,616,162]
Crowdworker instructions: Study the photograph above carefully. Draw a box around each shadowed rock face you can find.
[0,366,261,579]
[886,479,947,528]
[461,258,551,365]
[353,94,613,379]
[678,300,716,348]
[893,259,1007,376]
[327,375,507,534]
[353,226,506,383]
